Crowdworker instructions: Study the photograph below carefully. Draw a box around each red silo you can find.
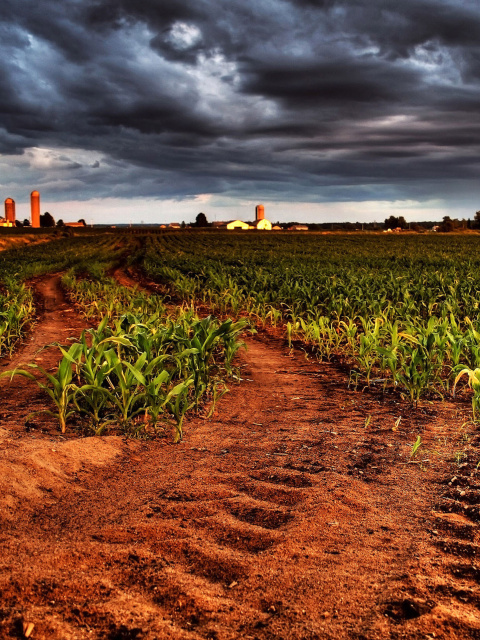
[255,204,265,221]
[4,198,15,224]
[31,190,40,228]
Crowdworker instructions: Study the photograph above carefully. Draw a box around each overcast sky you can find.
[1,0,479,224]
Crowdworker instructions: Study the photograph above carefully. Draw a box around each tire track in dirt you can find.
[2,274,80,366]
[419,465,480,629]
[1,271,479,638]
[1,336,478,639]
[104,266,480,639]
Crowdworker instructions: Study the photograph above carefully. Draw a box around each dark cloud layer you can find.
[0,0,479,213]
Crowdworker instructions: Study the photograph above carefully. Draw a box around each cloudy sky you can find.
[1,0,479,224]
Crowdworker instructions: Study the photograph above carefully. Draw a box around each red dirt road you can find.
[0,276,479,639]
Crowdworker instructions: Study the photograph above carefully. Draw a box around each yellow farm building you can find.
[227,220,251,230]
[225,205,272,230]
[226,218,272,230]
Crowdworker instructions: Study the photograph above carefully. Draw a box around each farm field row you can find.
[0,233,245,438]
[2,230,480,430]
[0,233,125,356]
[141,231,480,415]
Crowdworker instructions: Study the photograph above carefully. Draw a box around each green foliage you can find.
[0,342,83,433]
[454,366,480,420]
[0,280,35,357]
[410,435,422,460]
[3,266,248,439]
[7,230,480,425]
[140,231,480,414]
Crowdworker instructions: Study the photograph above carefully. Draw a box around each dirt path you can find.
[0,274,127,542]
[2,274,83,372]
[112,268,140,290]
[0,275,479,639]
[0,274,96,438]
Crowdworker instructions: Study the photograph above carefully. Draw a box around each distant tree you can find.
[23,218,30,227]
[384,216,397,230]
[14,220,22,228]
[40,211,55,227]
[384,215,407,230]
[473,211,480,229]
[195,212,209,227]
[56,219,65,227]
[439,216,455,232]
[78,218,86,226]
[181,220,186,229]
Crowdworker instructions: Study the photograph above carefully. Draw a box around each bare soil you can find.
[0,235,53,253]
[0,274,479,640]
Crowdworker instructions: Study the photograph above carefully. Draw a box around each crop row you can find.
[4,229,480,422]
[2,260,246,439]
[0,233,129,357]
[140,231,480,411]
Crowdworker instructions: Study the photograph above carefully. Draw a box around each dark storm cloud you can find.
[241,57,421,105]
[0,0,479,210]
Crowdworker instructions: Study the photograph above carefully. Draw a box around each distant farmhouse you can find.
[223,204,273,230]
[64,220,87,228]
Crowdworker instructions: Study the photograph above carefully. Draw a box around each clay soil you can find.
[0,274,479,640]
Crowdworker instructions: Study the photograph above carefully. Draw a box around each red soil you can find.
[0,274,479,640]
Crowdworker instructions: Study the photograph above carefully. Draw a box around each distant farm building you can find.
[288,224,308,231]
[227,220,251,230]
[226,219,273,230]
[31,191,40,228]
[0,190,52,228]
[256,218,272,230]
[0,197,15,226]
[226,204,272,230]
[383,227,402,234]
[65,220,87,228]
[4,198,15,225]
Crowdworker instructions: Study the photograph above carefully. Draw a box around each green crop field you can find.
[3,229,480,434]
[142,231,480,411]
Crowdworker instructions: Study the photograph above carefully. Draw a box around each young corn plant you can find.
[0,342,83,433]
[0,281,36,357]
[410,435,422,460]
[165,377,195,443]
[100,342,150,432]
[453,366,480,421]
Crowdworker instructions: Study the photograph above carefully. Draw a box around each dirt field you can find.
[0,274,479,640]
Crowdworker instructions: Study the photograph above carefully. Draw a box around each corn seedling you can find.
[410,435,422,460]
[1,342,83,433]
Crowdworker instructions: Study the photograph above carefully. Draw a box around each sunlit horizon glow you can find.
[7,196,462,227]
